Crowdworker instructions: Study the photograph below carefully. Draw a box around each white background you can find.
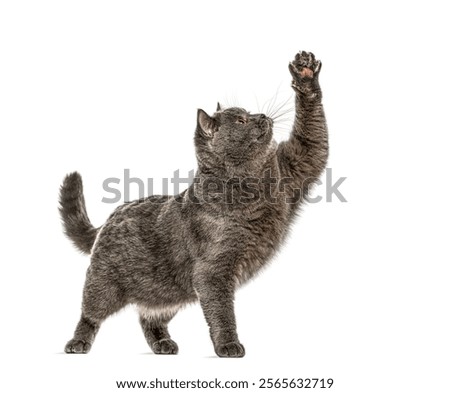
[1,1,449,392]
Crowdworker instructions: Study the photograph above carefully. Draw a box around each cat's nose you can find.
[257,113,272,126]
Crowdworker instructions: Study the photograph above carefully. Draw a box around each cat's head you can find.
[195,104,274,171]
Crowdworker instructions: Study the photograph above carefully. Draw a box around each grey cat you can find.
[59,51,328,357]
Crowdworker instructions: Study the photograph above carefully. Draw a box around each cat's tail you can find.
[59,172,99,254]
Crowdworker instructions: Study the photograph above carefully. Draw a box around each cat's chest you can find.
[234,201,288,236]
[194,202,289,284]
[229,203,289,285]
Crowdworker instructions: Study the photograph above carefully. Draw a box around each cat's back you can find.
[91,195,187,265]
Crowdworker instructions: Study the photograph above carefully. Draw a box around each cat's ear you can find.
[197,109,216,138]
[216,102,222,112]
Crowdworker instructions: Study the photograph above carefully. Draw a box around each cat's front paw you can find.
[152,338,179,355]
[64,339,91,354]
[289,51,321,92]
[215,341,245,358]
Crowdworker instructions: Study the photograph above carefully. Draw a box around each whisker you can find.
[268,95,293,119]
[274,124,292,132]
[272,108,294,121]
[254,93,261,114]
[265,83,283,118]
[233,91,240,108]
[274,129,291,134]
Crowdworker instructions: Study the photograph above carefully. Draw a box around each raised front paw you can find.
[289,51,322,92]
[215,341,246,358]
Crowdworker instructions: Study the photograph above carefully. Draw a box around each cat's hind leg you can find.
[138,306,179,355]
[64,314,100,354]
[65,267,126,354]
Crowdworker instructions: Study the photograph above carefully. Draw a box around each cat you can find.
[59,51,328,357]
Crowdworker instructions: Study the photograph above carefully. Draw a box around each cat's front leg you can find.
[194,267,245,358]
[277,51,328,194]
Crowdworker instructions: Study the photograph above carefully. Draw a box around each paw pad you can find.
[289,51,321,80]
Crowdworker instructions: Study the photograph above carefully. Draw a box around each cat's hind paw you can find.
[64,339,91,354]
[151,338,179,355]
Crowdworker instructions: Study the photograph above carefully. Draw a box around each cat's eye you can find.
[236,117,247,124]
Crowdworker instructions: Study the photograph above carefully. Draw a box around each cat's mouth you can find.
[257,131,268,141]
